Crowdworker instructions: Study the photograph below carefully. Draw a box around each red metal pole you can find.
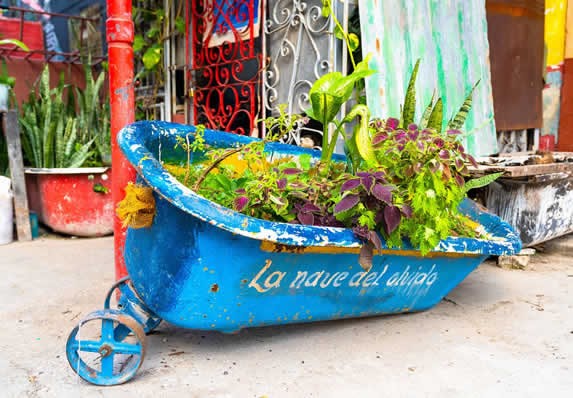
[107,0,135,280]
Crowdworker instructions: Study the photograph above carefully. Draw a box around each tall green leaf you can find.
[448,80,480,130]
[427,98,443,133]
[343,104,374,166]
[64,118,78,160]
[401,59,420,127]
[66,138,95,168]
[420,92,436,129]
[463,172,503,193]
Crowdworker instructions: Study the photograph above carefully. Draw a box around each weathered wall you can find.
[5,60,86,107]
[486,0,545,132]
[359,0,497,157]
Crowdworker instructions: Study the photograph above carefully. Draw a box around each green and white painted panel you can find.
[359,0,497,156]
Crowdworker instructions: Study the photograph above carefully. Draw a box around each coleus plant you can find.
[333,171,410,270]
[368,117,501,255]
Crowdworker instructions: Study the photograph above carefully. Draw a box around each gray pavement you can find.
[0,235,571,397]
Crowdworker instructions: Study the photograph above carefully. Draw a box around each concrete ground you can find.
[0,235,571,398]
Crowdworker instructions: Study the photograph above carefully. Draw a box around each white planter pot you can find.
[0,176,13,245]
[0,83,9,112]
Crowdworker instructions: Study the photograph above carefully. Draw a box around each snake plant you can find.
[19,65,109,168]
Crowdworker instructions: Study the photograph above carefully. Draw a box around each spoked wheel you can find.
[66,309,146,386]
[103,276,162,334]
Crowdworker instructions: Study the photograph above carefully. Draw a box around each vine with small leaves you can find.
[132,0,186,120]
[321,0,360,69]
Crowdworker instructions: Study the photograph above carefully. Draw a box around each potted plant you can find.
[19,63,113,237]
[0,38,29,111]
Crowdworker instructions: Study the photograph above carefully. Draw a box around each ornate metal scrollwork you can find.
[263,0,333,145]
[191,0,263,135]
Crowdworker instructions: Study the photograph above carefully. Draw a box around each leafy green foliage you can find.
[164,47,496,258]
[76,59,111,165]
[261,104,307,141]
[369,119,480,254]
[419,92,435,129]
[132,0,185,120]
[427,98,443,133]
[322,0,360,68]
[307,55,375,166]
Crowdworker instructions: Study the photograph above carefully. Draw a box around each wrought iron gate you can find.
[188,0,349,141]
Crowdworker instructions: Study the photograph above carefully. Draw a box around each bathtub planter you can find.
[25,167,113,237]
[66,121,521,385]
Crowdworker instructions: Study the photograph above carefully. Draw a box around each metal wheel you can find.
[66,309,146,386]
[103,276,131,310]
[103,276,162,333]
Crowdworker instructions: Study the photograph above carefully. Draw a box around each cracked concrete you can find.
[0,235,572,397]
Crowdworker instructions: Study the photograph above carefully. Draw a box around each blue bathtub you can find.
[66,121,521,385]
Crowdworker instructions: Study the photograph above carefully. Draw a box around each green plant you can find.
[321,1,360,70]
[20,66,95,168]
[367,118,486,254]
[305,55,375,168]
[75,60,111,165]
[132,0,185,120]
[161,30,500,263]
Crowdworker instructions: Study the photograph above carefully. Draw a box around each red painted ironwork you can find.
[107,0,136,280]
[190,0,263,136]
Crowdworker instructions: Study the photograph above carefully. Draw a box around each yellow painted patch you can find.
[259,241,480,258]
[545,0,568,66]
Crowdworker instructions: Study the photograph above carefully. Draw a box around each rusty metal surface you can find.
[486,0,544,130]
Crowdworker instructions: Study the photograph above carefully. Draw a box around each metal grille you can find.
[262,0,334,144]
[190,0,263,136]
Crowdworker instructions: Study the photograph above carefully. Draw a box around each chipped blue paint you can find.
[116,121,521,333]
